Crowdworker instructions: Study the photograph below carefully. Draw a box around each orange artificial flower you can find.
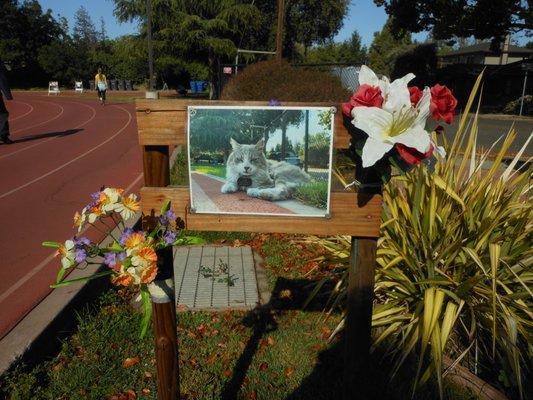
[140,264,158,284]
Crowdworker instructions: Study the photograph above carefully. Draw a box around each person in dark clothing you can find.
[0,61,13,144]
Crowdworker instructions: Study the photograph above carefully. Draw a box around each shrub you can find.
[307,74,533,399]
[221,60,351,102]
[502,95,533,116]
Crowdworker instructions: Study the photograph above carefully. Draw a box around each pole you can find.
[304,110,309,172]
[276,0,285,63]
[519,70,528,116]
[146,0,155,91]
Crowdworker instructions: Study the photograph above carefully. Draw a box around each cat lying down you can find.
[221,138,311,201]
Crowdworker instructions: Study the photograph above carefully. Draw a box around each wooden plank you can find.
[140,186,382,237]
[136,99,351,148]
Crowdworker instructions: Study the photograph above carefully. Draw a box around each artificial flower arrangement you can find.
[43,187,203,337]
[342,65,457,172]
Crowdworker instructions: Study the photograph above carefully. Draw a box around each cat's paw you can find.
[221,182,238,193]
[246,188,261,198]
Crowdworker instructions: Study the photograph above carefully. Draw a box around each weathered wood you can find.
[135,99,350,148]
[140,186,382,237]
[344,236,377,399]
[152,301,179,400]
[142,146,179,400]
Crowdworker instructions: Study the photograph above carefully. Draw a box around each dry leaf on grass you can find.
[248,390,257,400]
[122,357,140,368]
[259,362,269,371]
[285,367,295,377]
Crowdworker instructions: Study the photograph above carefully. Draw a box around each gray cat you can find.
[221,138,311,201]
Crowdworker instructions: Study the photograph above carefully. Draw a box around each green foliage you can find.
[294,180,328,209]
[375,0,532,44]
[305,31,367,64]
[191,164,226,178]
[221,60,350,102]
[308,75,533,399]
[503,95,533,116]
[368,20,412,76]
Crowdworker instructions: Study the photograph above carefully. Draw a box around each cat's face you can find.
[227,138,268,177]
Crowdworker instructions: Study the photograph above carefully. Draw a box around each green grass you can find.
[0,235,480,400]
[294,180,328,209]
[191,164,226,178]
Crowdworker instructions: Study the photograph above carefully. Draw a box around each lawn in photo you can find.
[188,106,335,217]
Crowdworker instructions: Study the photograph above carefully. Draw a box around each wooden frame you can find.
[137,99,383,400]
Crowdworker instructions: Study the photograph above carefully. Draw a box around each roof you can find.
[441,42,533,57]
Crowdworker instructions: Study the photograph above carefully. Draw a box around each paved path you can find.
[0,93,143,339]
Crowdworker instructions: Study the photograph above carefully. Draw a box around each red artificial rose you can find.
[395,143,434,165]
[408,86,423,106]
[430,84,457,124]
[342,84,384,117]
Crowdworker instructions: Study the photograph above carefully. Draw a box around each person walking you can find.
[95,68,107,105]
[0,61,13,144]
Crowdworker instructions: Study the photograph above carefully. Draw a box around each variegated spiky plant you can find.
[306,72,532,399]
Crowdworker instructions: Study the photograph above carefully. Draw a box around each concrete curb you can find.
[0,214,141,375]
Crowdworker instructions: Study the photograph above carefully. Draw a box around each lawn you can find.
[191,164,227,178]
[0,232,478,400]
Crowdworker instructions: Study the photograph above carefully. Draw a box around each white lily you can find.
[58,239,76,269]
[352,82,432,168]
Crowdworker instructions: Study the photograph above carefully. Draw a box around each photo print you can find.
[187,106,335,217]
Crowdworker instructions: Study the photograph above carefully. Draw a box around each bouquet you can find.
[342,65,457,172]
[43,187,203,337]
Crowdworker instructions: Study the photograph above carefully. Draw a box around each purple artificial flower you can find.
[268,99,281,106]
[73,236,91,248]
[163,230,177,245]
[159,210,176,226]
[75,249,87,263]
[90,191,101,202]
[103,252,117,267]
[119,228,134,245]
[117,251,127,262]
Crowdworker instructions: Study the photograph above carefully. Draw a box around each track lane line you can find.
[8,100,34,122]
[0,104,132,199]
[0,101,97,160]
[10,100,64,135]
[0,172,143,305]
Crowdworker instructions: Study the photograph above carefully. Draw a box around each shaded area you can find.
[11,128,83,144]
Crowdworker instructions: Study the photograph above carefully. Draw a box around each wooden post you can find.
[276,0,285,62]
[142,145,179,400]
[344,164,382,399]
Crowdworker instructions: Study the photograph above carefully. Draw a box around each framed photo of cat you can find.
[187,105,335,218]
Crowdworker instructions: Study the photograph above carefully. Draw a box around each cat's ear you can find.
[255,138,265,151]
[230,138,240,150]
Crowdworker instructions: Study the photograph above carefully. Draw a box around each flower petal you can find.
[352,107,392,141]
[358,65,380,87]
[414,87,431,127]
[383,77,412,112]
[362,137,393,168]
[394,125,431,153]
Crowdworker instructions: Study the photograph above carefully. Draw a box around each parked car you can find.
[284,156,303,168]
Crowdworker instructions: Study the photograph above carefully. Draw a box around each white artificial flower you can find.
[59,240,76,269]
[352,84,432,168]
[101,187,122,212]
[114,193,140,221]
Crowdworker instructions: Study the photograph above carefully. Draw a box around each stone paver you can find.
[174,245,259,310]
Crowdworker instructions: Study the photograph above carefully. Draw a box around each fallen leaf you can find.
[190,358,198,367]
[248,390,257,400]
[206,354,217,365]
[238,341,246,350]
[79,388,87,395]
[122,357,140,368]
[196,324,207,335]
[144,371,153,379]
[223,369,232,377]
[311,343,322,352]
[217,342,227,349]
[211,316,220,323]
[279,289,292,299]
[211,329,219,336]
[267,336,275,346]
[125,389,137,400]
[259,362,269,371]
[285,367,295,378]
[142,388,151,396]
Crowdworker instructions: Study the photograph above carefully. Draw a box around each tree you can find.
[73,6,97,48]
[374,0,532,48]
[368,20,412,76]
[306,30,367,64]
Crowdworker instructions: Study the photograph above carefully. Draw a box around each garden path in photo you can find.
[191,172,325,216]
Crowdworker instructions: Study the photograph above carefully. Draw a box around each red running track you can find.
[0,92,143,339]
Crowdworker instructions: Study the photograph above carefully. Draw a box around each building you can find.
[439,42,533,68]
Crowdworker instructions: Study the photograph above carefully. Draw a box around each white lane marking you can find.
[0,101,97,160]
[11,100,64,134]
[8,100,34,122]
[0,172,143,305]
[0,104,132,199]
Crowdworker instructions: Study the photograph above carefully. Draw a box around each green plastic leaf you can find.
[42,241,61,248]
[108,241,123,252]
[139,284,152,338]
[160,200,171,215]
[50,270,114,288]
